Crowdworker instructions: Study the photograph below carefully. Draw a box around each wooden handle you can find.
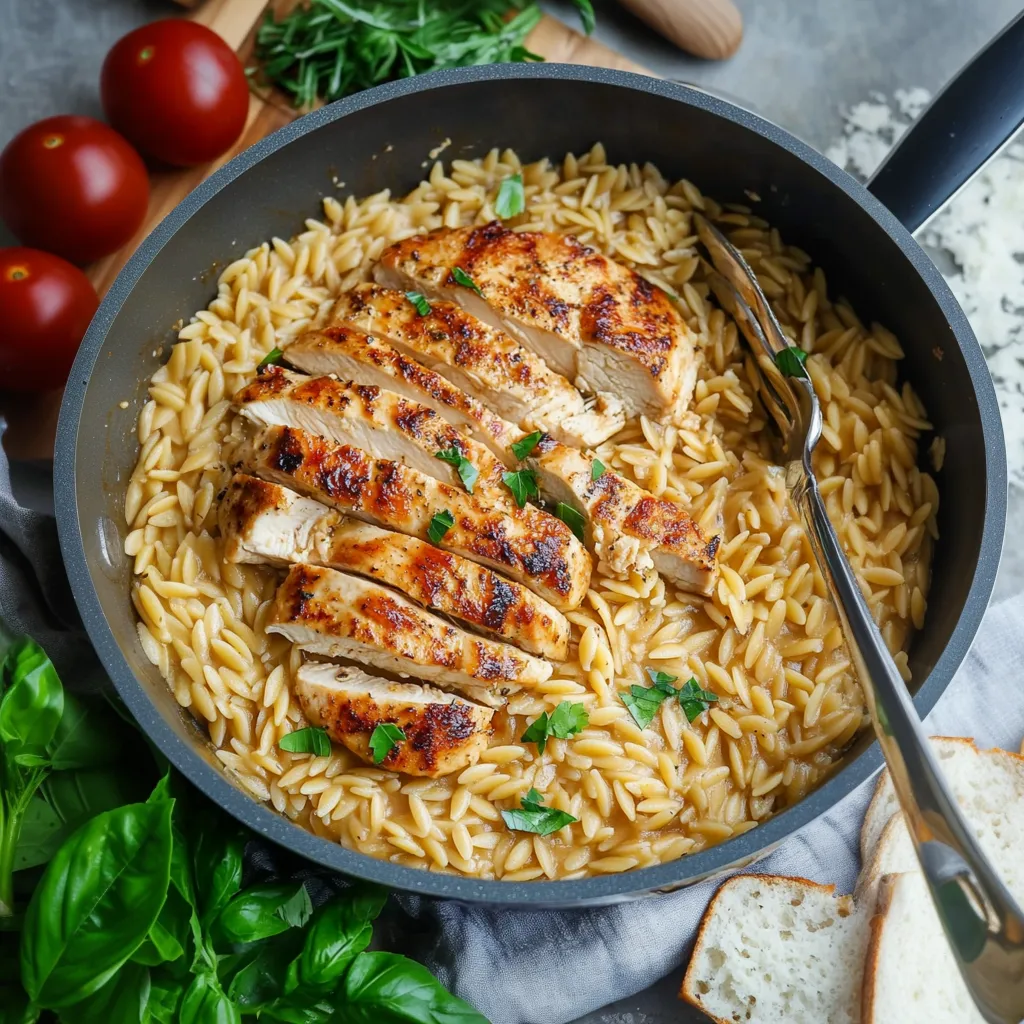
[616,0,743,60]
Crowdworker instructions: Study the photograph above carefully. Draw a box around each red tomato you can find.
[0,116,149,265]
[0,248,99,392]
[101,20,249,168]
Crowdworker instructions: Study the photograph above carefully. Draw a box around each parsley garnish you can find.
[775,346,809,379]
[494,172,525,219]
[501,787,578,836]
[451,266,483,296]
[436,447,479,493]
[405,291,431,316]
[555,502,586,542]
[427,509,455,544]
[591,459,606,481]
[369,723,406,764]
[510,430,543,460]
[621,670,719,729]
[678,678,720,723]
[502,469,539,508]
[521,701,589,754]
[257,347,284,371]
[279,726,331,756]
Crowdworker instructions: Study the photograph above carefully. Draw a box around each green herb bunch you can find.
[253,0,596,109]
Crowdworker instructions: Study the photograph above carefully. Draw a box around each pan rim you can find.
[54,62,1007,906]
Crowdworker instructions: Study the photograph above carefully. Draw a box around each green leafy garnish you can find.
[435,448,479,493]
[368,724,406,765]
[405,291,432,316]
[500,788,578,836]
[647,668,678,687]
[678,678,720,723]
[574,0,596,34]
[510,430,543,461]
[775,346,809,379]
[427,509,455,545]
[555,502,586,542]
[521,702,589,754]
[278,726,331,757]
[451,266,483,296]
[494,173,525,219]
[591,459,606,481]
[257,347,284,371]
[502,469,539,508]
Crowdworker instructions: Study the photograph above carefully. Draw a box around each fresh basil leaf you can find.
[56,961,151,1024]
[427,510,455,545]
[227,935,300,1011]
[591,459,606,481]
[501,469,538,508]
[13,754,48,768]
[621,671,680,730]
[451,266,483,297]
[646,668,678,688]
[262,1003,335,1024]
[45,693,124,771]
[148,971,185,1024]
[677,677,719,723]
[369,723,406,765]
[521,702,589,754]
[494,173,525,219]
[0,983,37,1024]
[571,0,596,34]
[20,798,174,1008]
[279,726,331,756]
[555,502,586,542]
[500,789,578,836]
[131,885,191,966]
[192,820,246,927]
[435,448,479,493]
[510,431,542,460]
[405,292,432,316]
[0,638,64,765]
[214,881,310,948]
[340,950,488,1023]
[277,882,313,928]
[178,972,240,1024]
[774,346,808,378]
[258,347,285,371]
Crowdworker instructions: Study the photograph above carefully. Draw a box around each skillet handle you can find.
[866,8,1024,234]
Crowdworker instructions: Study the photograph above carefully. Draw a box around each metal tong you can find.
[694,213,1024,1024]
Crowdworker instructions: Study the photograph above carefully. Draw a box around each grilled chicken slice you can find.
[375,223,698,422]
[234,366,507,501]
[243,425,591,611]
[528,436,719,594]
[219,474,570,659]
[268,564,552,707]
[330,283,625,447]
[285,325,517,463]
[294,663,493,777]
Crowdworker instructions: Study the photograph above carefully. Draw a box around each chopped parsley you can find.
[775,346,809,379]
[405,291,432,316]
[555,502,586,542]
[451,266,483,296]
[521,701,589,754]
[427,509,455,544]
[369,723,406,764]
[257,347,284,371]
[278,726,331,756]
[591,459,606,481]
[502,468,539,508]
[678,678,720,723]
[501,787,578,836]
[494,172,525,219]
[621,669,719,729]
[510,430,543,460]
[435,447,479,493]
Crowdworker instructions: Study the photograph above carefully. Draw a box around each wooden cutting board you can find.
[2,1,650,461]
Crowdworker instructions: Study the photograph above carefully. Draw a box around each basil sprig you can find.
[521,702,589,754]
[502,469,539,508]
[404,291,431,316]
[555,502,586,542]
[279,726,331,757]
[494,173,525,219]
[451,266,483,296]
[774,346,809,379]
[510,431,543,461]
[368,724,406,765]
[435,447,479,493]
[621,669,719,730]
[257,347,284,371]
[427,509,455,544]
[501,788,578,836]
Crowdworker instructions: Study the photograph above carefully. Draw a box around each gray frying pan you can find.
[54,13,1021,905]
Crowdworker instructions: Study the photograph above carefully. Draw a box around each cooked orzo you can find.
[125,144,937,881]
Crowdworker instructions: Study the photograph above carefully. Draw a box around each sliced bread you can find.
[680,873,869,1024]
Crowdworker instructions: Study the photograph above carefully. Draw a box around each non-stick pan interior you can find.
[56,66,1005,904]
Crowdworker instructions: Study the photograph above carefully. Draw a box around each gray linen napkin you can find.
[1,423,1020,1024]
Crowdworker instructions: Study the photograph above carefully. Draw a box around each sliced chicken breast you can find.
[268,564,552,706]
[294,663,493,777]
[242,425,591,611]
[375,223,698,422]
[330,283,625,447]
[285,325,517,463]
[234,366,507,501]
[218,474,570,659]
[528,435,719,595]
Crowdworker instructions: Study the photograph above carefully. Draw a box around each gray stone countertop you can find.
[1,1,1022,1021]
